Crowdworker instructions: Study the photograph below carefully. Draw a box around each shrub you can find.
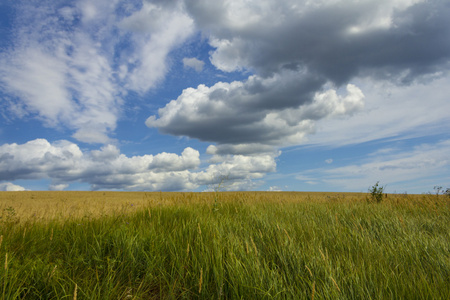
[368,181,385,203]
[433,186,443,197]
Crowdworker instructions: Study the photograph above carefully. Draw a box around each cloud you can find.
[0,139,276,191]
[268,186,282,192]
[146,73,364,151]
[147,0,448,157]
[3,0,447,148]
[0,0,195,144]
[0,182,27,191]
[120,1,195,93]
[49,183,69,191]
[183,57,205,72]
[325,159,333,164]
[0,139,198,189]
[1,0,449,192]
[304,75,450,147]
[206,144,276,156]
[296,139,450,192]
[198,153,277,181]
[187,0,450,84]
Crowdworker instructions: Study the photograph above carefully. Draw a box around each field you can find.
[0,191,449,299]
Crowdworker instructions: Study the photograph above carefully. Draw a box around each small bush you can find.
[368,182,385,203]
[434,186,443,197]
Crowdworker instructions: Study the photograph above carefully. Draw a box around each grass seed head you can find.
[319,249,326,261]
[73,283,77,300]
[330,276,341,292]
[198,268,203,294]
[305,265,313,277]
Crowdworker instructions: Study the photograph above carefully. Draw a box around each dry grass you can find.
[0,191,194,223]
[0,190,442,224]
[0,190,448,299]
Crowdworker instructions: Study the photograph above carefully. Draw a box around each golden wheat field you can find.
[0,190,433,223]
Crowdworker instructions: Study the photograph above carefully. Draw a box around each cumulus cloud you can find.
[0,182,27,191]
[0,139,276,191]
[197,152,278,192]
[1,0,449,192]
[146,74,364,150]
[49,183,69,191]
[183,57,205,72]
[147,0,449,158]
[197,153,277,182]
[268,186,283,192]
[0,0,195,143]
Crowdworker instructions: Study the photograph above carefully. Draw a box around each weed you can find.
[212,176,227,212]
[0,207,18,226]
[434,186,443,197]
[368,182,385,203]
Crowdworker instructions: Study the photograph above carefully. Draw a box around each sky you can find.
[0,0,449,193]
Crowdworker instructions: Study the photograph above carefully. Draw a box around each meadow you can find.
[0,191,449,299]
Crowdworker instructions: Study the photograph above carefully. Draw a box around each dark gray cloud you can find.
[146,74,364,147]
[186,0,450,84]
[146,0,449,155]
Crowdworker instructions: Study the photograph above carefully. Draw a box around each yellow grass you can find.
[0,190,441,224]
[0,190,447,299]
[0,191,194,223]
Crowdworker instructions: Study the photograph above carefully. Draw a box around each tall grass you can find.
[0,192,449,299]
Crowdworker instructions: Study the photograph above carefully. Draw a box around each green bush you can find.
[368,181,385,203]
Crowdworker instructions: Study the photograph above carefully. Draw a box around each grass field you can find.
[0,191,449,299]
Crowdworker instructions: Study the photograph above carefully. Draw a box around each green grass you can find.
[0,193,449,299]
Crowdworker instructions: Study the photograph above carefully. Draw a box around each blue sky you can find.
[0,0,449,193]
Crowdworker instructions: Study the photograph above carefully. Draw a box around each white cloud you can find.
[120,1,195,93]
[0,0,195,144]
[268,186,282,191]
[0,182,27,191]
[49,183,69,191]
[305,75,450,147]
[149,147,201,172]
[1,47,73,126]
[297,139,450,193]
[0,139,276,191]
[183,57,205,72]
